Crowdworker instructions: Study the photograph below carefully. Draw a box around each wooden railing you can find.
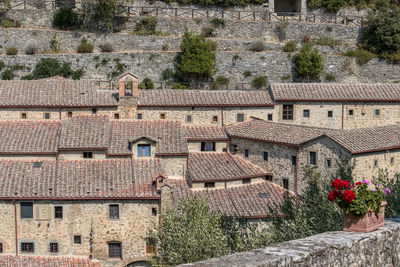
[9,0,365,26]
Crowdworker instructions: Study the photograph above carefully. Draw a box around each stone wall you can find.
[181,216,400,266]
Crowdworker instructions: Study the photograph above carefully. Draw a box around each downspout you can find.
[295,150,299,195]
[59,107,62,120]
[221,107,224,126]
[14,199,18,256]
[341,103,344,130]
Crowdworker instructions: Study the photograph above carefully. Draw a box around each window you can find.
[349,109,354,116]
[20,202,33,219]
[0,243,2,253]
[282,105,293,120]
[44,113,50,119]
[244,149,249,158]
[242,178,251,184]
[375,109,380,116]
[374,160,378,167]
[146,239,156,254]
[237,113,245,122]
[201,142,215,152]
[114,113,120,119]
[49,242,58,253]
[230,144,238,154]
[262,151,268,161]
[212,116,218,123]
[92,108,97,114]
[74,235,81,244]
[109,204,119,219]
[21,242,34,253]
[108,242,122,258]
[186,115,192,123]
[291,155,297,166]
[138,144,151,157]
[152,208,157,216]
[309,151,317,165]
[267,114,273,121]
[326,159,332,168]
[282,179,289,190]
[160,113,165,119]
[328,111,333,118]
[265,176,272,181]
[391,157,395,164]
[303,109,310,118]
[137,113,143,120]
[205,182,215,188]
[54,206,63,219]
[83,152,93,159]
[67,111,73,117]
[21,113,27,119]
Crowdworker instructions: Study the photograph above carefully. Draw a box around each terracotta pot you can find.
[343,201,387,233]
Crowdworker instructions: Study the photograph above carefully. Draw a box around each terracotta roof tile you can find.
[0,80,118,107]
[187,152,268,182]
[0,120,59,154]
[270,83,400,102]
[0,255,100,267]
[138,90,273,107]
[184,125,228,140]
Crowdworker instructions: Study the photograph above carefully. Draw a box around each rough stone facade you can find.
[0,200,159,267]
[181,216,400,266]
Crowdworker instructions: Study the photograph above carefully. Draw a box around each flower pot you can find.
[343,201,387,233]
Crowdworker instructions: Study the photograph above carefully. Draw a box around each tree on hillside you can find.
[293,44,324,82]
[22,58,84,80]
[0,0,10,16]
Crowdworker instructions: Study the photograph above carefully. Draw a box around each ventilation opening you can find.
[33,162,43,168]
[258,192,269,198]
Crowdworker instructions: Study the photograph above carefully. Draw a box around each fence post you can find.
[313,14,316,23]
[221,10,224,19]
[268,12,271,21]
[175,8,178,19]
[335,14,337,24]
[299,13,301,22]
[253,11,256,21]
[238,10,240,20]
[206,9,209,19]
[192,9,194,19]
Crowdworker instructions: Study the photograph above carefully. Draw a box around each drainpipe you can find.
[14,199,18,256]
[341,103,344,130]
[295,150,299,194]
[221,107,224,126]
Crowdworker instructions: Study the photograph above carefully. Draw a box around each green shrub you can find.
[202,26,215,37]
[5,47,18,55]
[310,37,342,47]
[212,75,230,89]
[308,0,322,8]
[243,70,252,78]
[0,61,5,72]
[0,19,13,28]
[161,68,174,81]
[251,75,268,89]
[208,40,218,51]
[343,48,376,65]
[52,7,79,29]
[25,58,84,80]
[138,77,154,89]
[136,16,158,35]
[322,0,346,13]
[77,39,94,53]
[172,82,188,89]
[385,53,400,64]
[325,26,333,32]
[92,0,119,32]
[283,41,297,52]
[293,45,324,81]
[162,43,169,51]
[99,41,114,52]
[232,54,241,65]
[325,73,336,82]
[159,0,269,7]
[210,18,226,29]
[250,40,265,52]
[25,42,39,55]
[1,69,14,80]
[50,33,60,53]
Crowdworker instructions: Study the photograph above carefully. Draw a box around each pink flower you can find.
[384,188,392,195]
[362,180,371,185]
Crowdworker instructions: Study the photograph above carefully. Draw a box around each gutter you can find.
[228,135,300,148]
[193,173,272,183]
[0,196,161,201]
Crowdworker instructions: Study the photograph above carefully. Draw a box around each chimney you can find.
[132,79,139,98]
[118,79,126,97]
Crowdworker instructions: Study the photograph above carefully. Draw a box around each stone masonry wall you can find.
[181,216,400,266]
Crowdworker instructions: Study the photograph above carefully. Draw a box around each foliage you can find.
[24,42,39,55]
[0,61,4,72]
[91,0,119,32]
[323,0,346,13]
[136,16,158,35]
[325,73,336,82]
[310,37,342,47]
[77,38,94,53]
[210,18,226,28]
[162,43,169,51]
[160,0,268,7]
[251,75,268,89]
[243,70,252,78]
[374,171,400,218]
[232,54,241,65]
[362,0,400,55]
[250,40,265,52]
[343,48,376,65]
[0,0,10,15]
[1,68,14,80]
[177,31,216,81]
[138,77,155,89]
[5,47,18,55]
[202,26,215,37]
[212,75,229,89]
[384,52,400,64]
[171,82,188,89]
[108,58,126,79]
[23,58,84,80]
[293,45,324,81]
[99,41,114,52]
[52,7,80,29]
[207,40,218,51]
[0,19,13,28]
[283,41,297,53]
[50,33,60,53]
[161,68,174,81]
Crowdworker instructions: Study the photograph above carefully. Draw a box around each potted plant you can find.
[328,179,391,233]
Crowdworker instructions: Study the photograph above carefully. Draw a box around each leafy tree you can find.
[91,0,119,32]
[177,31,215,81]
[53,7,81,29]
[22,58,84,80]
[0,0,10,15]
[293,45,324,82]
[138,78,155,89]
[362,0,400,56]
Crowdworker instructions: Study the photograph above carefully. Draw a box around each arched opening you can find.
[126,261,150,267]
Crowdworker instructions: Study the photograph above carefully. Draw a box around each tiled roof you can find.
[109,120,188,155]
[0,120,59,154]
[225,118,327,146]
[270,83,400,102]
[168,180,287,218]
[138,90,273,107]
[0,255,100,267]
[59,115,110,150]
[0,159,164,199]
[0,80,118,107]
[327,125,400,154]
[184,125,229,140]
[187,153,269,182]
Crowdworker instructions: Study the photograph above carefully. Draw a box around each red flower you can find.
[342,190,355,204]
[332,179,349,190]
[328,190,340,202]
[355,182,362,186]
[342,180,349,188]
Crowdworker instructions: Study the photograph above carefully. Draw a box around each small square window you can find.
[265,176,272,181]
[49,242,58,253]
[160,114,166,119]
[21,113,27,119]
[205,182,215,188]
[242,178,251,184]
[21,202,33,219]
[54,206,63,219]
[92,108,97,114]
[283,179,289,190]
[108,242,122,258]
[244,149,249,158]
[44,113,50,119]
[0,243,2,253]
[114,113,120,119]
[138,144,151,157]
[137,113,143,120]
[283,105,293,120]
[328,111,333,117]
[83,152,93,159]
[74,235,81,244]
[152,208,157,216]
[349,109,354,116]
[186,115,192,123]
[237,114,245,122]
[267,114,273,121]
[212,116,218,123]
[262,151,268,161]
[309,151,317,165]
[201,142,215,152]
[109,204,119,219]
[21,242,34,253]
[375,109,380,116]
[374,160,378,167]
[291,155,297,166]
[326,159,332,168]
[67,112,73,117]
[303,110,310,118]
[391,157,395,164]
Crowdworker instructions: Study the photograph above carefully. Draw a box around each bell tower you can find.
[117,72,139,119]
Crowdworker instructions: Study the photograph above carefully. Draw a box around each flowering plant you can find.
[328,179,391,217]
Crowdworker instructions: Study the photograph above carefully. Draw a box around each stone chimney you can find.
[117,72,139,119]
